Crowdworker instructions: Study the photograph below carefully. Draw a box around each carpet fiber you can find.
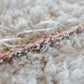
[0,0,84,84]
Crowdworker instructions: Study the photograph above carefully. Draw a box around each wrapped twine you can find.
[0,24,84,64]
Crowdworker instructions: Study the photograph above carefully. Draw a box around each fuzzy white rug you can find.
[0,0,84,84]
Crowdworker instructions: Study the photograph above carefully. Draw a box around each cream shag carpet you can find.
[0,0,84,84]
